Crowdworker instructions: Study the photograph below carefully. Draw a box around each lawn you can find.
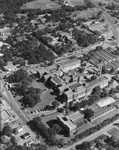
[22,0,60,10]
[27,89,57,111]
[70,0,84,6]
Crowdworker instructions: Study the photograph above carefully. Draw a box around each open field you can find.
[70,0,84,6]
[71,8,99,20]
[22,0,60,10]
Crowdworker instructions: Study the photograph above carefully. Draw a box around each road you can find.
[1,78,30,123]
[64,118,119,150]
[89,0,119,45]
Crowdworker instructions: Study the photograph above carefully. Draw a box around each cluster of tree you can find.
[6,69,41,107]
[83,109,94,119]
[0,0,34,14]
[75,141,91,150]
[11,144,48,150]
[1,125,19,147]
[90,11,102,20]
[72,29,98,47]
[109,85,119,95]
[24,0,95,22]
[21,87,41,108]
[32,29,73,56]
[0,58,7,71]
[105,136,119,149]
[1,125,48,150]
[7,69,30,83]
[3,35,55,64]
[105,3,117,11]
[28,117,64,147]
[71,113,119,145]
[112,46,119,55]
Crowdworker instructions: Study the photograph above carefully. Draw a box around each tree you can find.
[109,88,116,95]
[75,141,91,150]
[92,86,101,95]
[90,76,97,81]
[100,88,108,98]
[116,85,119,91]
[7,68,30,83]
[83,109,94,119]
[73,102,81,111]
[52,101,59,109]
[23,87,41,107]
[2,125,12,136]
[52,124,62,134]
[10,135,19,146]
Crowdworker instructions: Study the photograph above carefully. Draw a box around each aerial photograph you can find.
[0,0,119,150]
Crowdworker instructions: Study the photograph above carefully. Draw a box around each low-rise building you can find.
[96,97,115,108]
[63,86,86,102]
[90,105,116,122]
[86,76,108,95]
[57,111,84,136]
[58,58,81,72]
[62,76,108,102]
[50,75,66,89]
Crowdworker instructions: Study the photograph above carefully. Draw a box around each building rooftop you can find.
[77,86,86,93]
[68,111,84,124]
[64,89,73,96]
[57,113,77,130]
[52,76,61,84]
[59,58,79,66]
[1,110,11,122]
[86,76,108,88]
[96,97,115,108]
[68,81,80,91]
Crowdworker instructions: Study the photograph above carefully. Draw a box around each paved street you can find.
[64,118,119,150]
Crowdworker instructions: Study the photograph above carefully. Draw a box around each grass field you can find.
[70,0,84,6]
[22,0,60,10]
[71,8,99,20]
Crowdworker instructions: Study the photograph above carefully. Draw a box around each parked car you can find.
[20,132,30,139]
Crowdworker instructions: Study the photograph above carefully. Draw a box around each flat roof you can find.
[96,97,115,108]
[68,111,84,123]
[52,76,61,84]
[86,76,108,88]
[68,81,80,91]
[1,110,11,121]
[77,86,86,92]
[57,114,77,130]
[64,89,73,96]
[108,128,119,140]
[59,58,80,66]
